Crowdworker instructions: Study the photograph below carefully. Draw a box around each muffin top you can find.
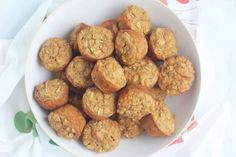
[77,26,114,61]
[118,5,151,35]
[149,27,177,60]
[34,79,69,110]
[115,29,148,65]
[158,56,195,95]
[66,56,94,88]
[117,85,156,120]
[82,119,120,152]
[91,57,127,93]
[39,38,72,71]
[82,87,116,120]
[48,104,86,139]
[124,57,159,88]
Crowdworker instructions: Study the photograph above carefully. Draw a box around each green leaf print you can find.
[14,110,38,137]
[49,139,58,146]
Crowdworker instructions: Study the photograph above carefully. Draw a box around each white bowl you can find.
[25,0,201,156]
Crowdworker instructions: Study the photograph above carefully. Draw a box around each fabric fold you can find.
[0,0,51,107]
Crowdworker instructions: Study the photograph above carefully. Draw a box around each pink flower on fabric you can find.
[160,0,190,5]
[177,0,190,4]
[169,116,198,146]
[169,137,184,146]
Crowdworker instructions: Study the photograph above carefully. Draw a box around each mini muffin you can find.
[82,119,120,152]
[124,57,159,88]
[77,26,114,61]
[158,56,195,95]
[150,86,167,102]
[82,87,116,120]
[48,104,86,139]
[70,23,89,51]
[115,29,148,65]
[39,38,72,71]
[141,102,175,137]
[34,79,69,110]
[117,85,156,120]
[66,56,94,88]
[149,27,177,60]
[118,117,143,138]
[91,57,127,93]
[118,5,151,36]
[101,19,119,36]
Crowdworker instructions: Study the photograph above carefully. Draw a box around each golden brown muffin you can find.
[77,26,114,61]
[34,79,69,110]
[149,27,177,60]
[118,117,143,138]
[39,38,72,71]
[158,56,195,95]
[48,104,86,139]
[150,86,167,102]
[82,87,116,120]
[117,85,156,120]
[70,23,89,51]
[115,29,148,65]
[66,56,94,88]
[124,57,159,88]
[91,57,127,93]
[118,5,151,36]
[141,101,175,137]
[82,119,121,152]
[101,19,119,36]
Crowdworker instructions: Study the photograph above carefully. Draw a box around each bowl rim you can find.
[24,0,202,156]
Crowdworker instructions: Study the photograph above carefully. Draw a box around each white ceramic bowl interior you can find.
[25,0,201,157]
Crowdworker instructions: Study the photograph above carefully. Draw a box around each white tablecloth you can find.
[0,0,235,157]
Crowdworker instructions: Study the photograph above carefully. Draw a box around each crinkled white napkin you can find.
[0,0,51,107]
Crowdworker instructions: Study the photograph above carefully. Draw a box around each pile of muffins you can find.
[34,5,195,152]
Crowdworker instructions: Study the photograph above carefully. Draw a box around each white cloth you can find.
[0,0,235,157]
[0,0,51,106]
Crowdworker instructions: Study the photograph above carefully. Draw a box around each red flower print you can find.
[177,0,189,4]
[169,137,184,146]
[160,0,168,5]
